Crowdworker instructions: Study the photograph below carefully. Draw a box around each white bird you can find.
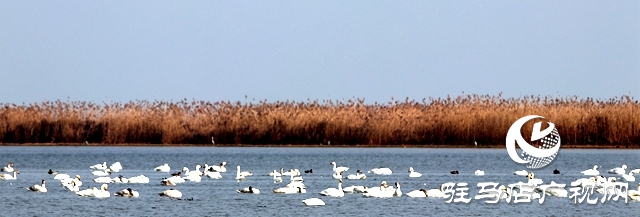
[272,170,282,183]
[90,162,107,170]
[363,181,398,198]
[331,162,349,173]
[320,179,344,197]
[111,175,128,184]
[90,184,110,198]
[92,169,112,177]
[53,173,70,180]
[282,169,300,176]
[608,165,627,175]
[236,166,246,181]
[273,186,306,194]
[332,171,343,180]
[368,167,393,175]
[540,181,568,197]
[394,182,402,197]
[514,170,528,176]
[154,163,171,173]
[237,186,260,194]
[209,162,227,172]
[526,172,543,186]
[475,170,485,176]
[62,180,79,192]
[269,169,282,177]
[60,175,82,187]
[109,162,122,172]
[581,165,600,176]
[159,188,182,199]
[164,175,185,184]
[161,179,176,186]
[76,187,98,197]
[204,170,222,179]
[27,180,47,192]
[342,185,368,193]
[184,165,203,177]
[408,167,422,178]
[302,198,325,206]
[406,189,429,198]
[628,184,640,201]
[290,173,303,182]
[115,188,139,197]
[630,169,640,175]
[211,136,215,145]
[93,176,112,184]
[1,163,14,172]
[184,174,202,182]
[622,172,636,182]
[345,170,366,180]
[0,170,18,180]
[127,175,150,184]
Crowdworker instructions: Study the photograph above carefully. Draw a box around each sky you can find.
[1,1,638,104]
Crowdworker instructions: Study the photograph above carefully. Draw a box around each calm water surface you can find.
[0,146,639,216]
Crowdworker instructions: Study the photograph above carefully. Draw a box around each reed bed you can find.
[0,94,638,146]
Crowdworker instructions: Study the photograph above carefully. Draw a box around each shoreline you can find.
[1,143,638,149]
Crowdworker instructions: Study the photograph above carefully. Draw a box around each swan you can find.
[630,169,640,175]
[204,170,222,179]
[331,162,349,173]
[363,181,395,198]
[273,186,306,194]
[76,187,98,197]
[90,184,110,198]
[332,171,343,180]
[27,180,47,192]
[526,172,543,186]
[111,175,129,184]
[0,170,18,180]
[90,162,107,170]
[581,165,599,176]
[475,170,485,176]
[343,185,368,193]
[320,179,344,197]
[628,184,640,201]
[540,181,568,197]
[290,173,303,182]
[394,182,402,197]
[92,169,112,176]
[272,170,282,183]
[408,167,422,178]
[184,174,202,182]
[237,186,260,194]
[154,163,171,172]
[159,188,182,199]
[607,165,627,175]
[93,177,112,184]
[127,175,150,184]
[115,188,139,197]
[184,165,203,177]
[1,163,14,172]
[209,162,227,172]
[62,180,79,192]
[514,170,528,176]
[622,172,636,182]
[236,166,246,181]
[282,169,300,176]
[269,168,282,177]
[109,162,122,172]
[48,169,59,175]
[302,198,325,206]
[161,179,176,186]
[164,175,185,184]
[368,167,393,175]
[407,189,429,198]
[346,170,366,180]
[54,173,70,180]
[422,184,447,198]
[286,181,306,189]
[60,175,82,187]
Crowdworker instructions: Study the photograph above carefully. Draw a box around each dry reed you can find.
[0,94,638,146]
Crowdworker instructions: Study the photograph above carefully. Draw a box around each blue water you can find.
[0,146,638,216]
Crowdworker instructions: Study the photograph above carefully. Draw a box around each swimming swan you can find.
[408,167,422,178]
[320,179,344,197]
[209,162,227,172]
[368,167,393,175]
[331,162,349,173]
[89,184,110,198]
[237,186,260,194]
[346,170,366,180]
[475,170,485,176]
[154,164,171,173]
[109,162,123,172]
[343,185,368,193]
[581,165,600,176]
[1,163,14,172]
[274,186,306,194]
[607,165,627,175]
[27,180,47,192]
[622,172,636,182]
[407,189,429,198]
[92,169,112,177]
[90,162,107,170]
[159,188,182,199]
[302,198,325,206]
[236,166,246,181]
[0,170,18,180]
[115,188,139,197]
[514,170,528,176]
[127,175,150,184]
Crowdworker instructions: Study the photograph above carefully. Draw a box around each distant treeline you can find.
[0,94,638,146]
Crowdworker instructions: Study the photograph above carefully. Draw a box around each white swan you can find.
[92,169,112,177]
[204,170,222,179]
[394,182,402,197]
[272,170,282,183]
[0,170,18,180]
[1,163,14,172]
[540,181,568,197]
[514,170,528,176]
[154,163,171,172]
[90,162,107,170]
[27,180,47,192]
[111,175,128,184]
[127,175,150,184]
[363,181,396,198]
[302,198,325,206]
[93,176,112,184]
[76,187,98,197]
[60,175,82,187]
[320,179,344,197]
[159,188,182,199]
[273,186,306,194]
[115,188,139,197]
[237,186,260,194]
[475,170,485,176]
[282,169,300,176]
[343,185,368,193]
[368,167,393,175]
[331,162,349,173]
[236,166,246,181]
[607,165,627,175]
[53,173,70,180]
[622,172,636,182]
[109,162,122,172]
[269,168,282,177]
[628,184,640,201]
[161,179,176,186]
[581,165,600,176]
[164,175,185,184]
[209,162,227,172]
[332,171,343,180]
[526,172,543,186]
[290,173,303,182]
[408,167,422,178]
[184,165,203,176]
[407,189,429,198]
[62,180,79,192]
[346,170,366,180]
[184,174,202,182]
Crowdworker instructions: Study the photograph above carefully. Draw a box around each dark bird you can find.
[48,169,59,175]
[304,169,313,174]
[450,170,459,174]
[553,169,560,174]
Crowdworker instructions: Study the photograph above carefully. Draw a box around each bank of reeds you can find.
[0,94,638,146]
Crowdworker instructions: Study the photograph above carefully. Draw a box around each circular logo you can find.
[506,115,561,169]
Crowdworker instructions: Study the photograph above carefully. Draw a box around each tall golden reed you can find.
[0,94,638,146]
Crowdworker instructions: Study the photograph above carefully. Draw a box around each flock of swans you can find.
[2,160,640,205]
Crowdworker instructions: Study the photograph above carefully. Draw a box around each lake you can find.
[0,146,638,216]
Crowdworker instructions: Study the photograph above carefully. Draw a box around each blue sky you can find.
[1,1,638,104]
